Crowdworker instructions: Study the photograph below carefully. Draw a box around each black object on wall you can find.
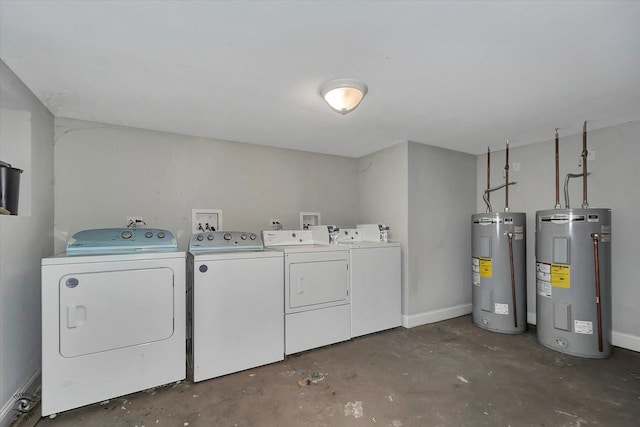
[0,160,23,215]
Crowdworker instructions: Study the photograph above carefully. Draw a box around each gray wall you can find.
[356,141,477,327]
[476,120,640,351]
[406,142,477,325]
[53,118,358,252]
[356,142,409,312]
[0,61,54,422]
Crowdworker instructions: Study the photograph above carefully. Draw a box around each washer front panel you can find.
[189,251,284,381]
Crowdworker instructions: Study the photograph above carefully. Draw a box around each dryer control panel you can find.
[262,230,314,246]
[189,231,263,252]
[67,228,177,254]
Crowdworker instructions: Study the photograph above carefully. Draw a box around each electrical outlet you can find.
[587,148,595,161]
[270,219,282,230]
[126,216,144,227]
[513,161,521,172]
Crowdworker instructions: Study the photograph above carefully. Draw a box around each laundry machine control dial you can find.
[145,231,153,238]
[157,232,165,238]
[188,231,264,252]
[121,230,133,239]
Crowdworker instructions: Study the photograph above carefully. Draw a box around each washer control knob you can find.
[197,234,204,241]
[250,234,257,240]
[121,230,133,239]
[207,234,214,240]
[145,231,153,238]
[241,234,247,240]
[157,231,165,238]
[224,233,232,241]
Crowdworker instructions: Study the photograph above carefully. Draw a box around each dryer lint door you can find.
[59,268,175,357]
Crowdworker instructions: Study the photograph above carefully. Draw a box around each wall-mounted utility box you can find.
[192,209,222,233]
[300,212,321,230]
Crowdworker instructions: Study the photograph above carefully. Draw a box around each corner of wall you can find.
[1,59,54,424]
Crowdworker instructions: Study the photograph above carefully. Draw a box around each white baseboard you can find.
[527,312,536,325]
[526,312,639,353]
[612,331,640,353]
[0,369,41,427]
[402,303,472,328]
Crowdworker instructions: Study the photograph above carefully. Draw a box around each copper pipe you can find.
[487,146,491,210]
[555,128,561,209]
[507,232,517,328]
[591,233,603,352]
[582,121,589,209]
[504,141,510,212]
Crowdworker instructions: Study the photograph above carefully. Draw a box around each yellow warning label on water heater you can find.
[479,258,492,278]
[551,264,570,288]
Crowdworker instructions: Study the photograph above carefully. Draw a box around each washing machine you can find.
[188,231,284,382]
[41,228,186,416]
[263,229,350,355]
[315,225,402,338]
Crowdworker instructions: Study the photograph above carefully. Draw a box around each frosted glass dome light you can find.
[319,79,368,115]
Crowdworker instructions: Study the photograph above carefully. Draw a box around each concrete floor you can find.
[23,315,640,426]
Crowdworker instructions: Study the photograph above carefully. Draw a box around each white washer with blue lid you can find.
[41,228,185,416]
[188,231,284,382]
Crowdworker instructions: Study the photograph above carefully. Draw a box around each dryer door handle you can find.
[67,305,87,329]
[297,276,304,294]
[67,305,77,328]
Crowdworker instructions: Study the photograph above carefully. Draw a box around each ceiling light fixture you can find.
[319,78,368,115]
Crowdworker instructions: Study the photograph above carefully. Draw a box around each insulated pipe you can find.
[483,182,516,213]
[564,172,591,209]
[582,121,589,209]
[504,141,510,212]
[555,129,561,209]
[507,232,518,328]
[591,233,603,352]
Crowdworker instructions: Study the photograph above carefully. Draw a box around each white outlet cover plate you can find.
[192,209,222,233]
[300,212,321,230]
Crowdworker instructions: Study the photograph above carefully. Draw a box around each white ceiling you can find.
[1,1,639,157]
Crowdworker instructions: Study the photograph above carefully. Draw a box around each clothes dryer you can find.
[188,231,284,382]
[41,228,185,416]
[263,229,350,355]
